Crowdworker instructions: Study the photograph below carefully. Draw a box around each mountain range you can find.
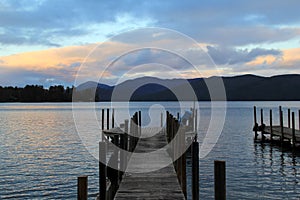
[75,74,300,101]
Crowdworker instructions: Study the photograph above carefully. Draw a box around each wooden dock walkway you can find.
[77,109,226,200]
[253,106,300,148]
[263,126,300,142]
[114,127,185,199]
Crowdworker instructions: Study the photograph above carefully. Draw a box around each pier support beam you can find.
[99,142,107,200]
[288,108,291,128]
[292,112,296,149]
[192,141,199,200]
[106,108,109,130]
[78,176,88,200]
[280,110,284,145]
[261,109,265,142]
[214,160,226,200]
[270,109,273,142]
[254,106,258,140]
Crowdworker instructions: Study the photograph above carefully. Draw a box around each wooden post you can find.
[78,176,88,200]
[120,133,125,173]
[129,117,133,152]
[192,141,199,200]
[99,142,106,200]
[138,110,142,136]
[270,109,273,142]
[106,108,109,130]
[161,112,163,127]
[135,112,139,144]
[261,109,265,142]
[298,110,300,130]
[101,109,104,130]
[195,109,198,133]
[288,108,291,128]
[254,106,257,140]
[113,135,120,191]
[180,126,187,198]
[177,112,180,120]
[174,119,179,174]
[112,108,115,128]
[214,160,226,200]
[280,110,284,145]
[191,108,195,131]
[166,111,169,140]
[292,112,296,149]
[279,106,282,112]
[124,119,129,151]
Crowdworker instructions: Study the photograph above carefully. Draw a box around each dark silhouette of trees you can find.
[0,85,73,102]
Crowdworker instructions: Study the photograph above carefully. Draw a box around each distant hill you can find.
[75,74,300,101]
[2,74,298,102]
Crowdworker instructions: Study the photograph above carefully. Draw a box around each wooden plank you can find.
[263,126,300,141]
[115,127,185,199]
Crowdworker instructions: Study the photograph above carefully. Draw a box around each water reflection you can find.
[253,142,300,199]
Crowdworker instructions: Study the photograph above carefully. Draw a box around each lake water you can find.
[0,101,300,199]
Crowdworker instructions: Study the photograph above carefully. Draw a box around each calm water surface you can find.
[0,102,300,199]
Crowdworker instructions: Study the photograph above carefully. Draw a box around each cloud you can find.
[207,45,282,65]
[1,0,300,54]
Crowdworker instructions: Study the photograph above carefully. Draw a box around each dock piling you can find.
[260,109,265,141]
[192,141,199,200]
[288,108,291,128]
[77,176,88,200]
[214,160,226,200]
[101,109,104,130]
[112,109,115,128]
[161,112,163,127]
[254,106,258,140]
[298,110,300,130]
[292,112,296,149]
[107,108,109,130]
[195,109,198,133]
[280,110,284,145]
[99,142,107,200]
[270,109,273,142]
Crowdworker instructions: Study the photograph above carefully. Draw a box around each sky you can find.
[0,0,300,87]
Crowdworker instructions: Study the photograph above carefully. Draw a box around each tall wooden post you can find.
[280,110,284,145]
[101,109,104,130]
[124,119,129,151]
[270,109,273,142]
[195,109,198,133]
[261,109,265,142]
[279,106,282,113]
[177,124,186,198]
[161,112,163,127]
[112,108,115,128]
[192,141,199,200]
[99,142,106,200]
[191,108,195,131]
[106,108,109,130]
[166,111,169,140]
[78,176,88,200]
[292,112,296,149]
[214,160,226,200]
[254,106,257,140]
[288,108,291,128]
[298,110,300,130]
[138,110,142,136]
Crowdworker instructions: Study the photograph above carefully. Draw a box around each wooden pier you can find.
[77,108,226,200]
[253,106,300,148]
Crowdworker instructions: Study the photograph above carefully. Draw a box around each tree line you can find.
[0,85,73,102]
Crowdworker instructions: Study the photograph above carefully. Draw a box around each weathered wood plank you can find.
[263,126,300,141]
[114,127,185,199]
